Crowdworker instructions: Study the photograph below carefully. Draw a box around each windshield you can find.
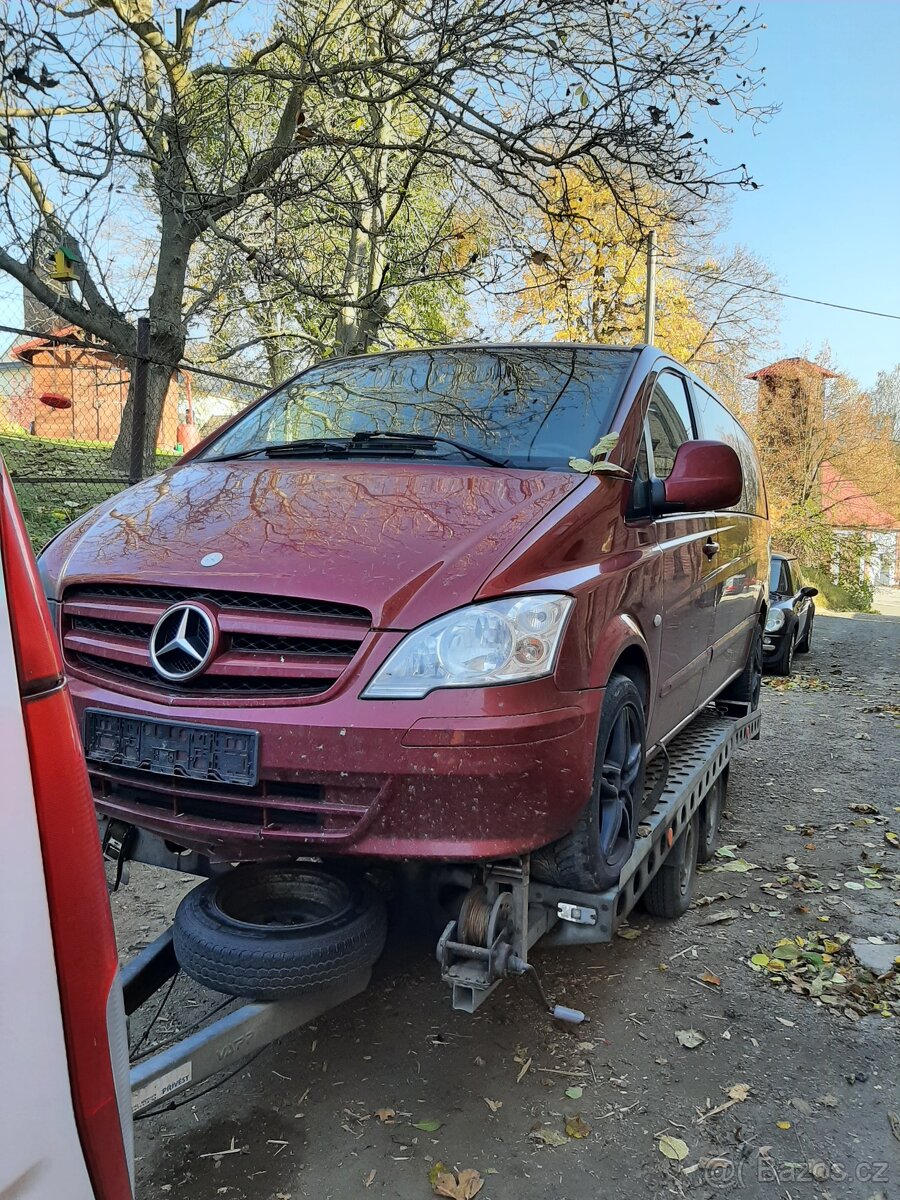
[769,558,788,593]
[202,347,637,470]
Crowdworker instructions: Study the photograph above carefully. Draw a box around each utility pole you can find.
[643,229,657,346]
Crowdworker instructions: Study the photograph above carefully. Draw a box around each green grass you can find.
[1,433,180,549]
[802,565,873,614]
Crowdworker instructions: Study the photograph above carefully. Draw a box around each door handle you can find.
[703,539,720,559]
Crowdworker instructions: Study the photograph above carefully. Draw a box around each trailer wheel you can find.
[533,673,646,892]
[643,813,699,919]
[697,769,728,865]
[173,865,387,1000]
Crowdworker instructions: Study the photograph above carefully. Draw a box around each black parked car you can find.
[764,553,818,675]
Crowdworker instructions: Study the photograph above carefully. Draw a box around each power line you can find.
[660,264,900,322]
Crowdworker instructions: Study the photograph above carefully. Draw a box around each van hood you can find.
[45,460,583,627]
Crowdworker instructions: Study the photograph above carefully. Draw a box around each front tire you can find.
[795,611,814,654]
[773,627,796,676]
[720,621,763,710]
[533,674,646,892]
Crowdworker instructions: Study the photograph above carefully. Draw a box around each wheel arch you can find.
[588,614,652,712]
[610,643,651,714]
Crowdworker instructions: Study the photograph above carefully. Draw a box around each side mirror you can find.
[655,440,743,514]
[800,585,819,598]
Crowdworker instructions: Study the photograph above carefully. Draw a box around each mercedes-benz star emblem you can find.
[149,603,216,682]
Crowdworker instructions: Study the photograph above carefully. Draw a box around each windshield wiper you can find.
[351,430,508,468]
[207,431,508,468]
[207,438,355,462]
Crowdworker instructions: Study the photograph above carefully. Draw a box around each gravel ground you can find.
[116,609,900,1200]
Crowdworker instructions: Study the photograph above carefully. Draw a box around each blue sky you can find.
[710,0,900,387]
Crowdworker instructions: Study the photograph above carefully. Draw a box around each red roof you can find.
[820,462,900,531]
[747,357,839,381]
[10,327,121,366]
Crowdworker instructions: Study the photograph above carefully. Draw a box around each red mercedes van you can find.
[39,344,768,890]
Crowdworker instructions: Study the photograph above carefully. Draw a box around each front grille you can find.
[68,583,370,622]
[230,633,359,657]
[75,654,335,695]
[90,762,374,840]
[62,583,371,701]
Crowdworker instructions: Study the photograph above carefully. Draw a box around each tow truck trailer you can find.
[117,705,759,1118]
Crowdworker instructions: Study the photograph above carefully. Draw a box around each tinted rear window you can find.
[203,347,637,470]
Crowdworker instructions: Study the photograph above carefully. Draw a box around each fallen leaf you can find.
[428,1163,446,1189]
[728,1084,751,1102]
[775,1017,795,1027]
[565,1115,590,1139]
[889,1112,900,1143]
[885,832,899,848]
[375,1108,396,1123]
[790,1098,812,1117]
[590,431,620,459]
[531,1127,568,1147]
[413,1120,442,1132]
[431,1168,484,1200]
[675,1029,706,1049]
[565,1086,583,1100]
[849,802,879,814]
[776,1121,792,1130]
[701,909,740,925]
[714,859,759,874]
[483,1098,502,1113]
[364,1170,376,1188]
[658,1135,689,1161]
[616,926,642,940]
[699,971,721,987]
[695,891,731,906]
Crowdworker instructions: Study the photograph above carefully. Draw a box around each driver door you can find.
[645,371,720,744]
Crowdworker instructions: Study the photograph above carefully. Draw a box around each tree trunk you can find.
[109,358,178,478]
[110,209,192,475]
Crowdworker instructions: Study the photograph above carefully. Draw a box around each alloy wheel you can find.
[598,703,643,866]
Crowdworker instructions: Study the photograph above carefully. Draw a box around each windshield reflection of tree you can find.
[258,348,630,461]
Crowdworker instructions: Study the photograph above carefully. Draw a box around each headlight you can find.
[765,608,786,632]
[362,594,574,699]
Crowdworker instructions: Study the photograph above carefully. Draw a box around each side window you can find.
[646,372,694,479]
[635,426,650,483]
[629,423,653,517]
[691,384,766,516]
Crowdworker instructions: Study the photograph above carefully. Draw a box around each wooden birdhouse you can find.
[49,247,79,282]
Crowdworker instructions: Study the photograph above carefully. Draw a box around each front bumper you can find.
[71,676,602,863]
[762,626,788,660]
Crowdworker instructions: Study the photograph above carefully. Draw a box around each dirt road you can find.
[118,609,900,1199]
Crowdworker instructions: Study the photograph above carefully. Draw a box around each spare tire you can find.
[173,864,387,1000]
